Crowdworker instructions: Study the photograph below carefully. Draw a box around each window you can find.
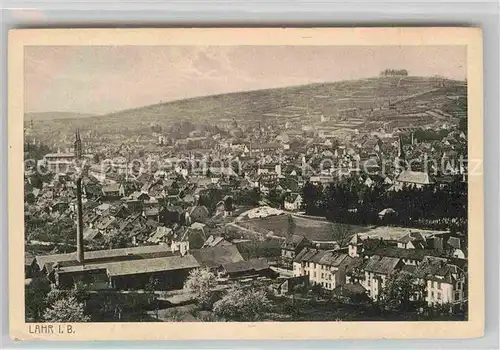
[437,292,441,300]
[367,278,371,287]
[437,282,441,289]
[431,291,434,299]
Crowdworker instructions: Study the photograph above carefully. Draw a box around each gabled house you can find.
[102,184,121,200]
[216,195,234,217]
[219,258,276,280]
[184,205,210,225]
[143,207,160,222]
[111,204,132,219]
[190,245,244,270]
[95,203,112,217]
[393,170,435,190]
[281,235,312,266]
[414,256,467,306]
[147,226,173,244]
[292,248,351,290]
[129,191,150,202]
[95,215,117,234]
[284,193,303,211]
[202,235,232,248]
[397,232,427,250]
[361,255,404,300]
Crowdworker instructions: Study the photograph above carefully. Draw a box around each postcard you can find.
[8,27,483,340]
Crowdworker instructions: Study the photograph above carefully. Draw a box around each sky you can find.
[25,45,466,115]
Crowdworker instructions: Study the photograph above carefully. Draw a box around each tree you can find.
[378,272,425,312]
[459,117,468,134]
[25,278,51,321]
[213,287,271,321]
[188,230,206,249]
[302,182,323,215]
[267,188,284,209]
[183,268,218,309]
[235,188,261,206]
[103,230,129,249]
[287,214,296,236]
[223,196,234,212]
[43,296,91,322]
[236,239,281,260]
[145,277,160,319]
[72,280,90,305]
[330,223,352,248]
[198,189,224,214]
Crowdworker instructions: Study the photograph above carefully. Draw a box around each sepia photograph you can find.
[8,28,483,340]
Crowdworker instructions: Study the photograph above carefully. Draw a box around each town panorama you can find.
[24,69,468,322]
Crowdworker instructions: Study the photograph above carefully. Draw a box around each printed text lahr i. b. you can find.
[28,324,75,334]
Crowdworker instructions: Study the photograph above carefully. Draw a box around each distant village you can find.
[23,75,469,322]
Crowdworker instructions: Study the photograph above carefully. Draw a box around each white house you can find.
[414,256,467,306]
[361,255,404,300]
[293,248,351,291]
[284,193,303,211]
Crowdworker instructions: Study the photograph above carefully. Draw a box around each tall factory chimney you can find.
[74,129,85,263]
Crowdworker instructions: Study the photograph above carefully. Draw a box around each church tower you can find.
[395,135,407,172]
[74,129,82,159]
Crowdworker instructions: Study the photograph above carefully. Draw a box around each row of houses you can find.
[282,232,467,306]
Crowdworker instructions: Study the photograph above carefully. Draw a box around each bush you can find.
[183,268,218,309]
[213,287,271,321]
[44,296,90,322]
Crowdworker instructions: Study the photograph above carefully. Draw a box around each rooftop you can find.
[364,255,402,275]
[57,254,200,277]
[190,245,244,269]
[36,244,174,272]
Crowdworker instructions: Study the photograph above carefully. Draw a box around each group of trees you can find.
[302,177,467,232]
[233,188,261,207]
[236,239,282,260]
[377,273,426,312]
[26,278,164,322]
[26,280,90,322]
[183,267,271,321]
[24,141,53,161]
[380,69,409,77]
[25,211,77,247]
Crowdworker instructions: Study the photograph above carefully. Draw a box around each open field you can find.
[238,215,370,241]
[238,214,446,242]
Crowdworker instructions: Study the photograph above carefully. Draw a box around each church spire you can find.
[74,129,82,159]
[397,135,405,159]
[396,135,407,172]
